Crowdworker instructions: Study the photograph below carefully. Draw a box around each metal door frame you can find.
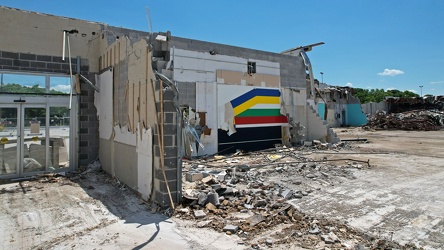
[0,95,77,179]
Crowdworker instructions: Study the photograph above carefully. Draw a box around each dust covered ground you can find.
[1,128,443,249]
[174,128,444,249]
[0,172,190,250]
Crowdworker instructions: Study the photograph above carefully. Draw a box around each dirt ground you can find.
[1,128,443,249]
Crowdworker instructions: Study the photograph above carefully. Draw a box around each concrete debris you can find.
[206,192,220,206]
[281,189,293,199]
[197,192,208,206]
[205,203,218,212]
[309,224,321,234]
[197,220,212,228]
[223,225,239,234]
[364,110,444,131]
[176,144,420,249]
[194,210,206,219]
[201,175,214,184]
[247,214,265,226]
[86,160,101,172]
[321,232,339,244]
[186,172,204,182]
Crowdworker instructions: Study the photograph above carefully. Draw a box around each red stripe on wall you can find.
[234,116,288,125]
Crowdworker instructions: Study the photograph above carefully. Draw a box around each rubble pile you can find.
[364,110,444,131]
[175,148,419,249]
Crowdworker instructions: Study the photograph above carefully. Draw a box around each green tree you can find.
[351,88,419,103]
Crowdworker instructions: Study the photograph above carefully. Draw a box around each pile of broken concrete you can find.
[174,148,419,249]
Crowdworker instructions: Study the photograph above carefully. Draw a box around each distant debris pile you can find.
[363,110,444,131]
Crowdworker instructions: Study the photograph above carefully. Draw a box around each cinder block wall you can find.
[171,37,307,89]
[177,82,196,108]
[78,74,99,166]
[0,50,98,166]
[152,86,181,206]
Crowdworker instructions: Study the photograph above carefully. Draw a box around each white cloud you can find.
[430,81,444,84]
[377,68,405,76]
[346,82,353,87]
[51,84,71,93]
[407,89,417,93]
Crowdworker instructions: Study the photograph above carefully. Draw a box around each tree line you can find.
[350,88,419,104]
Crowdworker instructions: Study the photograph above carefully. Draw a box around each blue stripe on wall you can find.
[230,88,280,108]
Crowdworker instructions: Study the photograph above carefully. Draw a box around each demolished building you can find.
[308,85,368,128]
[0,6,340,206]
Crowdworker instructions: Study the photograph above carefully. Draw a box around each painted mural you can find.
[218,86,288,153]
[231,88,288,128]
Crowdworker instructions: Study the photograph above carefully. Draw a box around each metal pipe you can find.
[67,34,73,110]
[62,31,66,61]
[79,74,100,92]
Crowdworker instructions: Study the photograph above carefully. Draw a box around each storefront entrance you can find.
[0,72,77,179]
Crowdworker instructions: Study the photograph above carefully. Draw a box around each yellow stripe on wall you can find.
[233,96,280,116]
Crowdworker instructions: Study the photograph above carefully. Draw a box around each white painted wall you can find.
[281,88,307,142]
[173,48,280,83]
[95,69,113,140]
[137,124,152,200]
[96,69,153,201]
[194,82,218,156]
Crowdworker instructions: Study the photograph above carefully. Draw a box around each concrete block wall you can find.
[0,50,98,166]
[152,86,181,207]
[177,82,196,108]
[171,37,307,89]
[0,50,88,74]
[78,76,99,166]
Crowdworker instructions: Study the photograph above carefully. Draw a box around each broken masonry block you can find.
[206,192,220,206]
[194,210,206,219]
[202,175,215,184]
[247,214,265,226]
[205,202,217,212]
[216,171,227,181]
[197,192,208,206]
[254,199,267,207]
[223,225,239,234]
[197,220,212,228]
[281,189,293,199]
[185,172,203,182]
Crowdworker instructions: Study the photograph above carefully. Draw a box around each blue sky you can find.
[2,0,443,95]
